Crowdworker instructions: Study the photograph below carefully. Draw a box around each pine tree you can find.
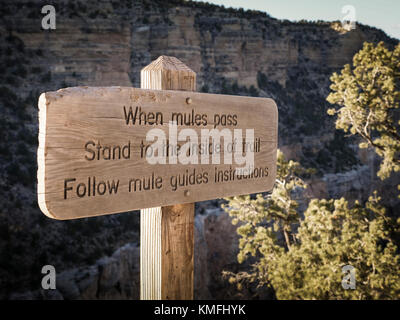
[223,151,400,299]
[327,41,400,180]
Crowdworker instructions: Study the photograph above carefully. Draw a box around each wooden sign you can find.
[38,86,278,220]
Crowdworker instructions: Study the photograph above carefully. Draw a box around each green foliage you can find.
[327,42,400,180]
[256,71,268,88]
[0,86,17,108]
[201,84,209,93]
[248,85,259,97]
[41,71,52,83]
[223,150,400,299]
[218,78,260,97]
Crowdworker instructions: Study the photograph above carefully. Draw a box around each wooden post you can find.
[140,56,196,300]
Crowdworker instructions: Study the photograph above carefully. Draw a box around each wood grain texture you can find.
[161,203,194,300]
[141,56,196,300]
[37,87,278,220]
[140,207,162,300]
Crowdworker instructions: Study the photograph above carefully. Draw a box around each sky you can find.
[193,0,400,40]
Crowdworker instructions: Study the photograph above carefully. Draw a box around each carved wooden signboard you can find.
[37,86,278,220]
